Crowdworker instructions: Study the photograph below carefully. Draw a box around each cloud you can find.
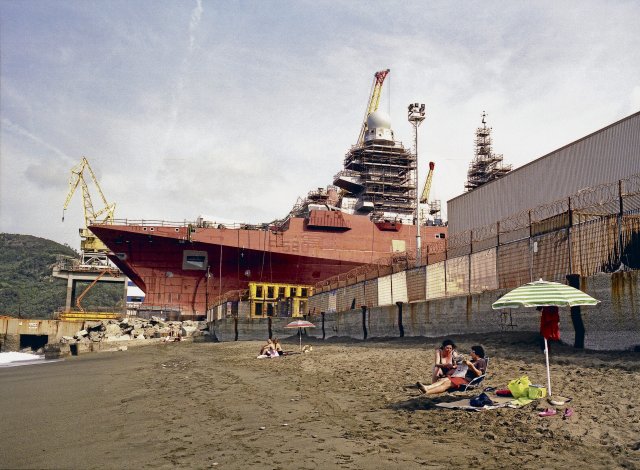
[1,0,639,249]
[1,118,73,164]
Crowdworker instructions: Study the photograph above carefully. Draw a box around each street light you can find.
[408,102,426,266]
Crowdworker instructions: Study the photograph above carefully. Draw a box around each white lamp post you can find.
[408,102,426,266]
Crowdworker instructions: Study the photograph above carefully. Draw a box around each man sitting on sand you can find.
[259,339,275,356]
[417,345,487,395]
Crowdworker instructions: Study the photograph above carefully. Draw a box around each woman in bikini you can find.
[432,339,459,383]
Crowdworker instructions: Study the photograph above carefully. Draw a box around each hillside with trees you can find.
[0,233,124,318]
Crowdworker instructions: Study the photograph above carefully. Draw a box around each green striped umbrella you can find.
[492,279,600,309]
[492,279,599,397]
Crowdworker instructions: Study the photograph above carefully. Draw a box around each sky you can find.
[1,0,639,250]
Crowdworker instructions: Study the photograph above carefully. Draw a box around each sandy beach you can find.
[1,332,639,469]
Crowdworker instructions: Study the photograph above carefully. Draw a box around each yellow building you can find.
[248,282,313,318]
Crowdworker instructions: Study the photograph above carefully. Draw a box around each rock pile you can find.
[59,317,209,344]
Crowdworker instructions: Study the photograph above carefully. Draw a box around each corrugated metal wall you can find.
[448,112,640,235]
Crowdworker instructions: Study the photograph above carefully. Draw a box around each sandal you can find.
[563,408,574,419]
[538,408,557,417]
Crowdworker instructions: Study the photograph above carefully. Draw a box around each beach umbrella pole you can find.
[544,338,552,396]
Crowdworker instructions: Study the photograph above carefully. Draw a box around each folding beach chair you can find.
[459,357,489,392]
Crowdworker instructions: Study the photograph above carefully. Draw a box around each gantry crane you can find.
[357,69,390,144]
[62,156,116,266]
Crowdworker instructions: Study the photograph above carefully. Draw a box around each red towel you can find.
[540,306,560,340]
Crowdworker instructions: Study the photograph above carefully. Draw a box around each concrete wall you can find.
[208,271,640,351]
[0,318,84,352]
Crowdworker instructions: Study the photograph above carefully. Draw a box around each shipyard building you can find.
[448,111,640,236]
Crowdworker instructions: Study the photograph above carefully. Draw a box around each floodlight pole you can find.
[408,103,426,266]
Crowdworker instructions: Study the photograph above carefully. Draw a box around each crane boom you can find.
[420,162,435,204]
[62,156,116,260]
[357,69,390,144]
[63,157,115,223]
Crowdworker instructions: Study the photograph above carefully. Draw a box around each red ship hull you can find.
[90,211,446,318]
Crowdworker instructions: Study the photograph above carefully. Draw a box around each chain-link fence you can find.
[310,172,640,311]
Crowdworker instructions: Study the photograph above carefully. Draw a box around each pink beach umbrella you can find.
[285,320,316,351]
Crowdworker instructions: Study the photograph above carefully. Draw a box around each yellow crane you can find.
[62,157,116,259]
[357,69,390,144]
[420,161,435,204]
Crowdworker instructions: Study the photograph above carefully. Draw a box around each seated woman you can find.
[417,345,487,395]
[432,339,459,383]
[272,338,283,356]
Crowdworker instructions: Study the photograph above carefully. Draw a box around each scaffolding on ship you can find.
[464,112,512,191]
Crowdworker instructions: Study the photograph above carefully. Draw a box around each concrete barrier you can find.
[208,271,640,351]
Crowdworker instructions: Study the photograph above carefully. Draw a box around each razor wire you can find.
[306,173,640,306]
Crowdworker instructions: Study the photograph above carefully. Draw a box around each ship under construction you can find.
[90,70,447,319]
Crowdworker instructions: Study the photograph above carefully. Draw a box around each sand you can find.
[1,332,639,469]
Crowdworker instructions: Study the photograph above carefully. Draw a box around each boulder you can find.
[181,325,198,337]
[89,331,102,342]
[130,328,144,338]
[44,343,71,359]
[86,321,103,331]
[105,323,122,336]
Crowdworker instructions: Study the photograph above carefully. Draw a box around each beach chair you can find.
[459,357,489,392]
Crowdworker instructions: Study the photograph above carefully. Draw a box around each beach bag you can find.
[527,385,547,399]
[507,376,531,398]
[470,392,495,407]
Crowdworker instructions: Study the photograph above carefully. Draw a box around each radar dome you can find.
[367,110,391,130]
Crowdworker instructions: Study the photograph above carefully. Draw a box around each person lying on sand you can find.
[432,339,460,383]
[417,345,487,395]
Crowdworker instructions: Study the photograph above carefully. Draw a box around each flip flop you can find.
[416,382,427,394]
[538,408,557,417]
[563,408,574,419]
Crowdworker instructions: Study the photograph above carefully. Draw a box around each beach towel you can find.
[540,306,560,340]
[435,394,527,411]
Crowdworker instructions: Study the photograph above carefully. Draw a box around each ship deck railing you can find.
[90,218,280,231]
